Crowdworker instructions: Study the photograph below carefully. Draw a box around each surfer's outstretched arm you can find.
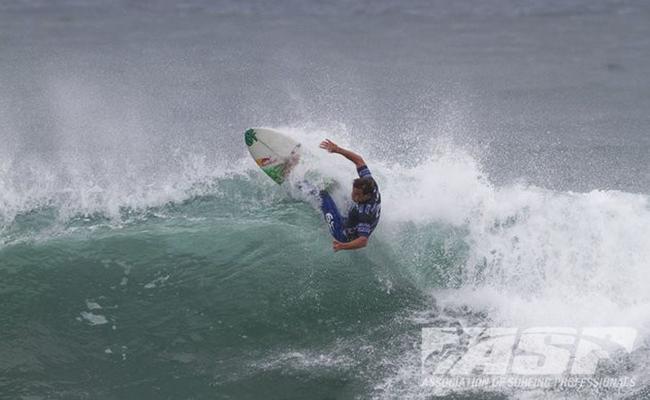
[319,139,366,168]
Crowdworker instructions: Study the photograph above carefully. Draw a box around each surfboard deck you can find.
[244,128,301,184]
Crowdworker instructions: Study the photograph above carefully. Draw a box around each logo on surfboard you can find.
[255,157,276,167]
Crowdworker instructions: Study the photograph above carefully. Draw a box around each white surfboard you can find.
[244,127,301,184]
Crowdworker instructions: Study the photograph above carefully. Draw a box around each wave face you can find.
[3,130,650,399]
[2,1,650,399]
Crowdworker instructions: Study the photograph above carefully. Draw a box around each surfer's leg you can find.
[319,191,348,242]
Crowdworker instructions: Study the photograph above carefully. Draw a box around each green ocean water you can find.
[3,155,650,400]
[1,174,470,399]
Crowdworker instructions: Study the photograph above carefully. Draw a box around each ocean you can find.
[1,1,650,399]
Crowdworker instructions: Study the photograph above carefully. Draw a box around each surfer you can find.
[318,139,381,252]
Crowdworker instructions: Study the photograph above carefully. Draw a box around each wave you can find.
[4,127,650,330]
[3,127,650,399]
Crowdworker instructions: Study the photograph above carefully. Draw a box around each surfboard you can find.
[244,128,301,184]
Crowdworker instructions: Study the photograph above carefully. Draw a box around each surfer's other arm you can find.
[333,237,368,252]
[319,139,366,168]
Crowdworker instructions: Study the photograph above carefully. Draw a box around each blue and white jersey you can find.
[345,165,381,238]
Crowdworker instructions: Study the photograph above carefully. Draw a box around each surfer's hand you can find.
[319,139,339,153]
[333,240,345,252]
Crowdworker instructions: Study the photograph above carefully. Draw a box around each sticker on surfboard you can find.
[245,127,301,184]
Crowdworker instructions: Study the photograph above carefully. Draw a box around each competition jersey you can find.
[345,165,381,239]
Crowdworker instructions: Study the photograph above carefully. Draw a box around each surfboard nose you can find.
[244,127,301,184]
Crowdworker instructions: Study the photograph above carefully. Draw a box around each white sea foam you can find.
[280,128,650,400]
[80,311,108,326]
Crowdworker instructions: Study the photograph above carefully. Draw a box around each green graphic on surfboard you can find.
[244,128,301,184]
[244,128,257,147]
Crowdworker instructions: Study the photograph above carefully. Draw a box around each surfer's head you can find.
[352,177,375,203]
